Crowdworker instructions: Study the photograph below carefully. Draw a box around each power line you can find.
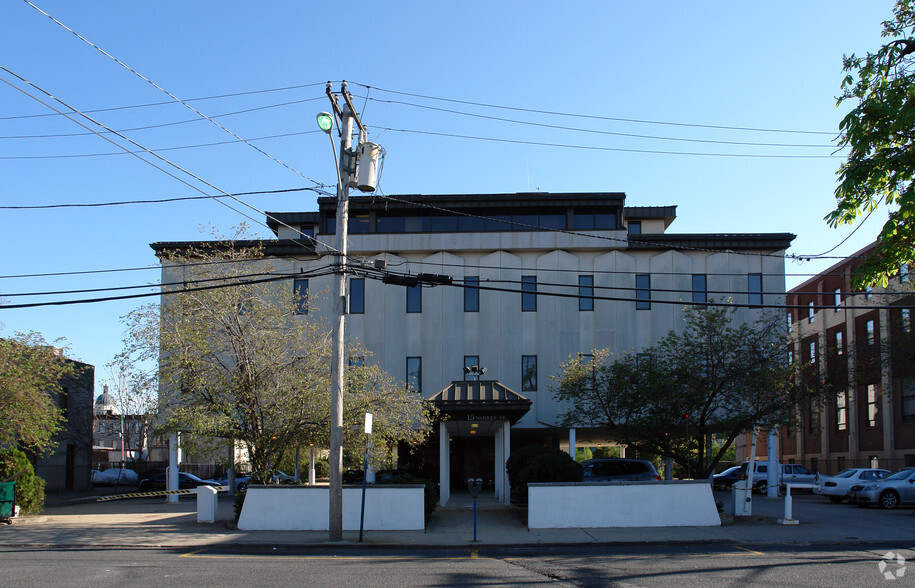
[351,82,838,136]
[375,126,843,159]
[0,129,327,161]
[0,187,321,210]
[0,267,336,310]
[24,0,326,188]
[0,265,331,298]
[364,96,840,149]
[0,82,330,121]
[0,67,337,258]
[0,97,326,140]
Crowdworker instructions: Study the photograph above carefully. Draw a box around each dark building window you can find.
[635,274,650,310]
[902,377,915,423]
[692,274,707,304]
[522,355,537,391]
[464,277,479,312]
[407,285,422,313]
[748,273,762,307]
[349,278,365,314]
[406,357,422,393]
[294,279,308,315]
[521,276,537,311]
[579,275,594,311]
[627,221,641,234]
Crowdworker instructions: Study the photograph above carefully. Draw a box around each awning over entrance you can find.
[430,380,532,427]
[430,381,531,506]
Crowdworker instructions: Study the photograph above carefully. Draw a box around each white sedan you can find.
[812,468,890,502]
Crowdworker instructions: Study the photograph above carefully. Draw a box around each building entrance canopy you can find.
[430,380,530,505]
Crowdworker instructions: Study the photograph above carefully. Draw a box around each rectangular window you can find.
[836,392,847,431]
[627,220,642,234]
[902,308,911,333]
[464,355,480,381]
[787,349,794,364]
[406,357,422,393]
[748,273,762,307]
[866,319,875,345]
[835,331,844,355]
[865,285,873,299]
[809,341,816,364]
[834,288,842,311]
[299,226,314,239]
[901,263,910,283]
[808,301,815,323]
[407,284,422,313]
[521,276,537,311]
[349,278,365,314]
[635,274,651,310]
[294,279,308,315]
[692,274,707,304]
[464,276,479,312]
[579,275,594,311]
[787,311,793,333]
[808,401,820,434]
[867,384,878,427]
[902,377,915,424]
[521,355,537,391]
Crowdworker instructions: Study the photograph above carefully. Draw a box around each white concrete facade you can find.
[154,192,793,503]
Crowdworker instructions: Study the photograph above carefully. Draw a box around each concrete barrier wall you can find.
[527,481,721,528]
[237,485,425,531]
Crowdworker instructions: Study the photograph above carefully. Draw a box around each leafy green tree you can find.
[828,0,915,286]
[0,448,45,514]
[0,332,80,453]
[124,234,435,483]
[554,305,826,478]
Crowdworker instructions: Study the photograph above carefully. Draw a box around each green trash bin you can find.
[0,481,15,521]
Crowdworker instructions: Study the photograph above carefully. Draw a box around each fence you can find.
[92,461,225,481]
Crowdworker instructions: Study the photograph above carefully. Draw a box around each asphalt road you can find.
[2,543,912,587]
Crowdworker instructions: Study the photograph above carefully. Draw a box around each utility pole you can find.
[319,82,378,541]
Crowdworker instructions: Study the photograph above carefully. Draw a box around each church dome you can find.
[94,389,119,415]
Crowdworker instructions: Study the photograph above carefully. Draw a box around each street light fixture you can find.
[316,111,334,134]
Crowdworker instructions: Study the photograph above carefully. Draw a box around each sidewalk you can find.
[1,490,913,550]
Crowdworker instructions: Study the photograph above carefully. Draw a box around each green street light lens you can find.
[316,112,334,133]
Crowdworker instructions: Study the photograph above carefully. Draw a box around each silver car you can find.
[847,467,915,509]
[812,468,890,503]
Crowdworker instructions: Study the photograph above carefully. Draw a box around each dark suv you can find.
[580,458,662,482]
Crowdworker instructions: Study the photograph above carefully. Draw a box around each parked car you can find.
[712,466,742,490]
[375,469,418,484]
[847,467,915,509]
[138,472,218,492]
[91,468,139,486]
[580,458,661,482]
[812,468,891,503]
[272,470,296,484]
[343,469,364,484]
[739,461,817,493]
[214,474,251,492]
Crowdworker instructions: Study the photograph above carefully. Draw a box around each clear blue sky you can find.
[0,1,896,390]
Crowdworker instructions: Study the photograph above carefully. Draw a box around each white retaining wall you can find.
[237,485,425,531]
[528,481,721,528]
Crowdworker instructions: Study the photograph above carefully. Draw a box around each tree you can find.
[553,305,826,478]
[103,356,159,464]
[0,332,80,453]
[827,0,915,286]
[123,233,435,482]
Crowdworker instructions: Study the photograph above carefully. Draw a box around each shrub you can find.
[0,448,45,515]
[507,445,582,504]
[232,487,246,521]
